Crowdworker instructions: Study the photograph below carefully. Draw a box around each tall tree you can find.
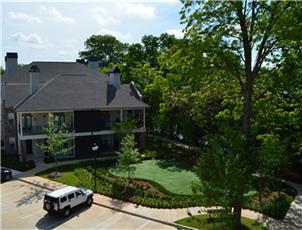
[79,34,128,68]
[37,114,74,177]
[142,35,160,67]
[181,1,302,228]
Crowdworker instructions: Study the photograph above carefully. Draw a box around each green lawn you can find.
[109,159,200,195]
[36,164,79,185]
[176,214,267,230]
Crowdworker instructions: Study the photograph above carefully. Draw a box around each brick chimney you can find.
[29,65,40,94]
[87,56,99,70]
[109,66,121,89]
[5,52,18,75]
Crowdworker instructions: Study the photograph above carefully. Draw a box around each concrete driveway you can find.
[1,178,182,229]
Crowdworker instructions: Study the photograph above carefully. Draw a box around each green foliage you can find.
[116,134,140,180]
[245,194,293,220]
[179,1,302,227]
[79,34,128,68]
[194,129,251,212]
[37,160,295,218]
[112,118,137,138]
[1,154,35,171]
[37,113,74,174]
[175,214,267,230]
[144,136,200,163]
[74,168,93,188]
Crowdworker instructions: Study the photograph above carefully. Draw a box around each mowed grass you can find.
[109,159,199,195]
[36,164,79,186]
[176,214,267,230]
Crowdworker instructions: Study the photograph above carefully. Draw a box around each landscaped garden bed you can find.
[1,153,35,171]
[175,214,267,230]
[36,157,296,220]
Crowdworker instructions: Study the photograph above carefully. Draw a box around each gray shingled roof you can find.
[14,74,148,112]
[3,61,148,110]
[2,62,97,83]
[1,83,30,107]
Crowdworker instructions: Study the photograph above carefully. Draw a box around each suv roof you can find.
[47,186,78,198]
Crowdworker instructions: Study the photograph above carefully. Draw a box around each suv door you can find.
[59,196,68,210]
[75,190,85,205]
[67,193,76,208]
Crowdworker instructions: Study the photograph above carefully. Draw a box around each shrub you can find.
[1,154,35,171]
[74,168,93,188]
[262,194,293,219]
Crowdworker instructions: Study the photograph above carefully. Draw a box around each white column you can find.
[17,137,22,161]
[20,113,23,136]
[120,109,123,122]
[16,112,22,161]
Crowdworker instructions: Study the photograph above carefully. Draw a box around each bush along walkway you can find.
[15,161,302,230]
[258,180,302,230]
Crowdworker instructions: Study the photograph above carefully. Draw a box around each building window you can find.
[22,114,32,134]
[8,113,14,126]
[54,113,65,126]
[9,137,16,150]
[126,110,143,128]
[22,114,32,128]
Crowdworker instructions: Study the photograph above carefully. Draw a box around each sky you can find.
[1,0,184,66]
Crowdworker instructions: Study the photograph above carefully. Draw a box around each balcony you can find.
[22,124,73,136]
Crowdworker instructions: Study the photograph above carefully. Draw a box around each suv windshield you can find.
[44,195,58,202]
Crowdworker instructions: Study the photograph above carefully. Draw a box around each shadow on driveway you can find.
[35,205,91,230]
[14,178,55,207]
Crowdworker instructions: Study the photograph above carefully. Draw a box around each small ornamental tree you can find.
[116,134,140,186]
[37,113,74,177]
[113,118,137,138]
[113,117,137,149]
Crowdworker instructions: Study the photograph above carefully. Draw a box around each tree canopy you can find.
[79,34,128,67]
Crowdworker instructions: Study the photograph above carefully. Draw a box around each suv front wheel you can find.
[86,196,93,206]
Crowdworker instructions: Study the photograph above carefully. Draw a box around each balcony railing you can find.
[22,124,73,136]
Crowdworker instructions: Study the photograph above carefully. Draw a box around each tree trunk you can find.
[233,80,254,229]
[243,82,253,145]
[233,203,242,230]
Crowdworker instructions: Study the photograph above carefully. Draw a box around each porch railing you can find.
[22,124,73,135]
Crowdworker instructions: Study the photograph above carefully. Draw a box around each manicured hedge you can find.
[1,154,35,171]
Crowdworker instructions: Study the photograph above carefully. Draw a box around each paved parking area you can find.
[1,178,177,229]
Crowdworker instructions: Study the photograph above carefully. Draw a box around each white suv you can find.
[43,186,93,217]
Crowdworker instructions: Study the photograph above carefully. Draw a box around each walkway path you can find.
[15,159,302,230]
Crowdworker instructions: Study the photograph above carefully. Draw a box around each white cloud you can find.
[8,11,43,24]
[166,28,184,38]
[92,3,155,27]
[39,6,75,24]
[118,3,156,19]
[9,32,51,49]
[48,7,75,23]
[92,7,120,27]
[98,29,131,42]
